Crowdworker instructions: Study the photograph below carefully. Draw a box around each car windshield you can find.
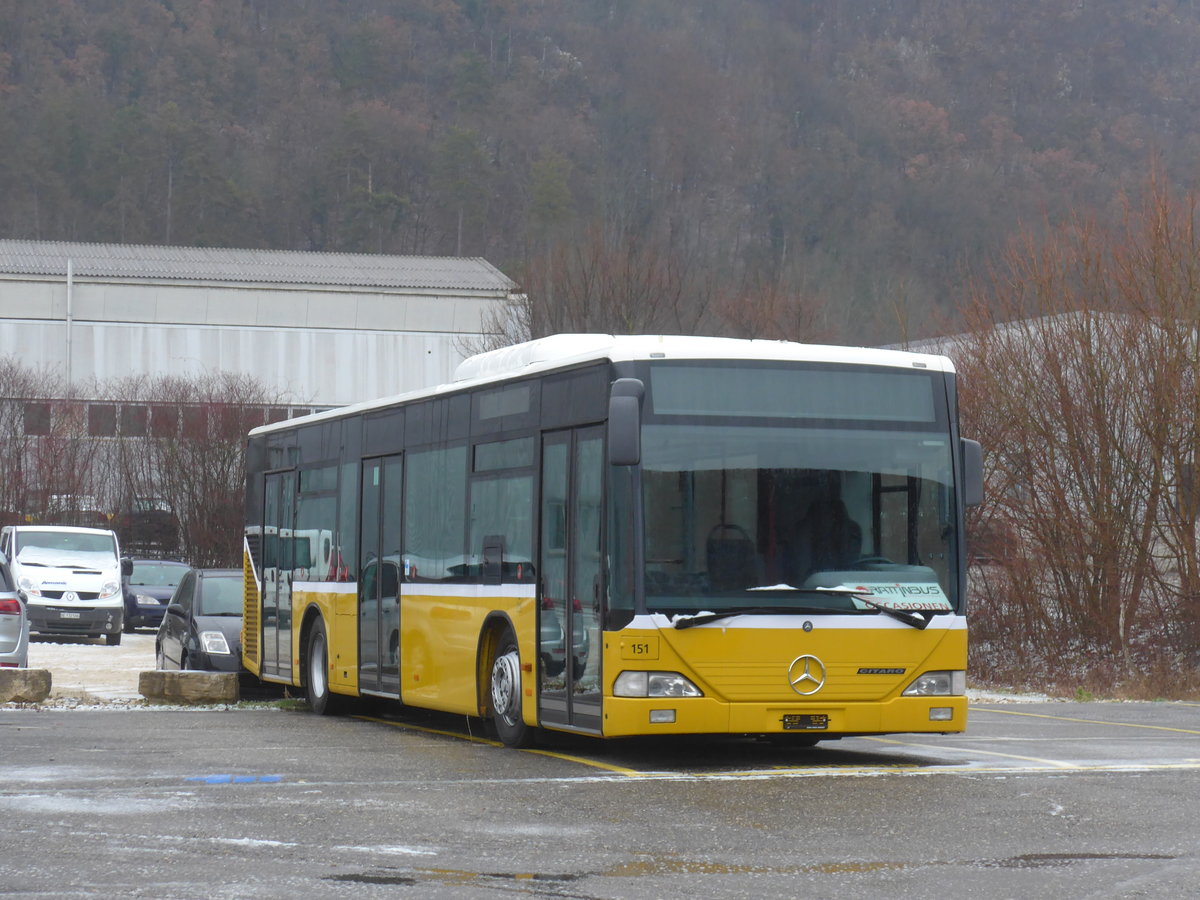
[639,421,959,615]
[196,576,243,616]
[129,563,187,587]
[15,530,116,556]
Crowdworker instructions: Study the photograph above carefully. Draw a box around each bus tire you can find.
[306,617,344,716]
[489,632,531,747]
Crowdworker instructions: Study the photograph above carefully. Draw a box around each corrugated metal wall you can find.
[0,277,506,407]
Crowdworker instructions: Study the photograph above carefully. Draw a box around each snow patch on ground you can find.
[967,688,1055,704]
[23,632,155,701]
[4,632,275,710]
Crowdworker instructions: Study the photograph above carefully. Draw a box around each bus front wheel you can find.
[489,633,531,747]
[306,617,344,716]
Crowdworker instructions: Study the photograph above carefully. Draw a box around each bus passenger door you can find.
[359,455,402,697]
[262,471,294,681]
[539,427,603,733]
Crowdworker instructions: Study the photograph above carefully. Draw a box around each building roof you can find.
[0,240,517,293]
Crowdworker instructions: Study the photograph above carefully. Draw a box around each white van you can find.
[0,525,132,646]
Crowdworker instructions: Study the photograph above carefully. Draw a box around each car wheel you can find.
[155,642,166,670]
[489,631,531,747]
[305,617,345,715]
[123,618,135,634]
[180,650,189,671]
[105,630,121,646]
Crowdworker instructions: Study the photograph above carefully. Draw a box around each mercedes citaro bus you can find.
[241,334,983,746]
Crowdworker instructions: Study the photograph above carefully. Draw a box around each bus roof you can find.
[250,333,955,437]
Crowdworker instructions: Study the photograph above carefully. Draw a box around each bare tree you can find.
[0,359,56,519]
[111,372,288,567]
[519,224,717,338]
[955,174,1200,692]
[0,360,105,523]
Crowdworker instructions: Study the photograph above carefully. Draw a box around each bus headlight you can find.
[613,671,703,698]
[902,670,966,696]
[99,580,120,599]
[200,631,232,655]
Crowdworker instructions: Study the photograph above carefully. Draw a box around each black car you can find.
[123,558,190,632]
[155,568,243,672]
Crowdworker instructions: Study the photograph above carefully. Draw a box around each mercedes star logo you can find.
[787,654,826,695]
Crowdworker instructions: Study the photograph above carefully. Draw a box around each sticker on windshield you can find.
[844,582,952,611]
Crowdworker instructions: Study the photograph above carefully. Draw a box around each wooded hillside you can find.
[2,0,1197,343]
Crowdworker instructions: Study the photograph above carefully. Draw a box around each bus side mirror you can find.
[961,438,984,508]
[608,378,645,466]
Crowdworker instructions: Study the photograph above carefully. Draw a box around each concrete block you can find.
[139,670,239,704]
[0,669,53,703]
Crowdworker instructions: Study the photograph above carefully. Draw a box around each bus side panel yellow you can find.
[291,587,359,694]
[400,587,536,717]
[331,589,358,691]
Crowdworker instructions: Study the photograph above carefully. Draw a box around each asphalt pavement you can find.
[3,692,1200,898]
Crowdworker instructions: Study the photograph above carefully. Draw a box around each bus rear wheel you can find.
[306,617,344,716]
[489,633,531,748]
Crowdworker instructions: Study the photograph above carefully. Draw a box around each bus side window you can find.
[468,474,533,583]
[404,445,468,582]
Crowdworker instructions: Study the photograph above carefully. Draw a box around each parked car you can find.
[0,525,132,646]
[0,550,29,668]
[115,496,180,556]
[123,558,190,633]
[156,568,243,672]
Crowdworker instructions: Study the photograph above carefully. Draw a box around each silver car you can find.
[0,550,29,668]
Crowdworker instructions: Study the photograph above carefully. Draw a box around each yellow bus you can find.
[241,334,983,747]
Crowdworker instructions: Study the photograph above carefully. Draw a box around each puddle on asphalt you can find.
[326,849,1178,890]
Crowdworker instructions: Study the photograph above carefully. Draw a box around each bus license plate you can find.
[59,611,81,619]
[782,714,828,731]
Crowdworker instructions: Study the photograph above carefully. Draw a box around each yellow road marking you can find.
[520,748,645,776]
[357,715,501,747]
[867,734,1076,767]
[357,715,645,776]
[969,706,1200,736]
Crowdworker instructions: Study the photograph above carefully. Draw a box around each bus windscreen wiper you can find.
[671,589,941,630]
[672,606,851,630]
[809,587,936,630]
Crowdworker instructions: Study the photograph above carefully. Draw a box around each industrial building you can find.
[0,240,519,534]
[0,239,518,411]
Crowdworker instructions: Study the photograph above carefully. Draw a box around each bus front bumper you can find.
[599,694,968,738]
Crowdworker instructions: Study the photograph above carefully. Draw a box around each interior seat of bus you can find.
[705,523,759,591]
[783,497,863,586]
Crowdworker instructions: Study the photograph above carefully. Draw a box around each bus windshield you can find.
[640,421,959,615]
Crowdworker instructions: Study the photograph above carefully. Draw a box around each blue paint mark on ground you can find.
[187,774,284,784]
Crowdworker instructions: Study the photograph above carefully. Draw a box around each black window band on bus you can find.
[472,382,538,436]
[541,365,609,429]
[363,408,404,457]
[408,395,471,447]
[474,437,535,472]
